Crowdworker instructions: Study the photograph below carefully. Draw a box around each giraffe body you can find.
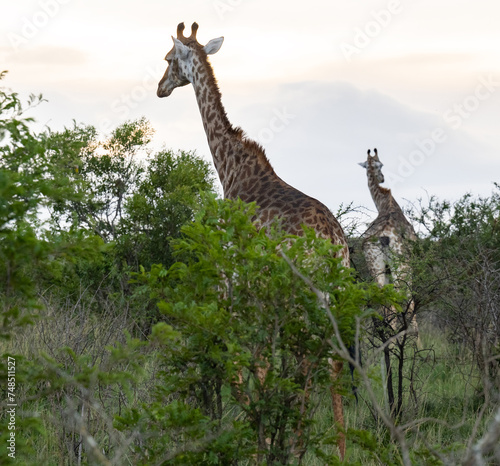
[158,22,348,458]
[359,148,419,336]
[158,24,347,256]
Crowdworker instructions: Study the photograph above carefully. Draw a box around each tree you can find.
[39,120,217,330]
[0,73,105,461]
[409,189,500,396]
[0,72,54,337]
[44,119,217,272]
[117,196,393,464]
[119,148,216,270]
[45,118,151,242]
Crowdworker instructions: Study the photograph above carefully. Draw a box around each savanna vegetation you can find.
[1,75,499,465]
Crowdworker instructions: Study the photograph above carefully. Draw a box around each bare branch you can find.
[462,406,500,465]
[280,251,413,466]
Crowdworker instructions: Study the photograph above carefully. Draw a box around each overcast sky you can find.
[2,0,500,226]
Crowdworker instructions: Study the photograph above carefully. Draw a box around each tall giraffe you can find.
[157,22,349,458]
[359,148,419,339]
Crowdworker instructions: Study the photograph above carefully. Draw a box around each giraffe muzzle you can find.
[157,85,172,98]
[157,75,176,98]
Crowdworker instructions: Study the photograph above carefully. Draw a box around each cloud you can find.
[5,45,88,66]
[227,80,499,213]
[2,0,497,220]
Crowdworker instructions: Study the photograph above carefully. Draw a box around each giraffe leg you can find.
[232,354,269,404]
[235,348,347,459]
[234,356,271,457]
[233,367,249,405]
[289,355,344,461]
[330,359,346,459]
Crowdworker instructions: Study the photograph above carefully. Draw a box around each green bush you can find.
[116,196,390,465]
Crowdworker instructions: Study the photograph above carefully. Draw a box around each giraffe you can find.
[358,148,419,341]
[157,22,349,458]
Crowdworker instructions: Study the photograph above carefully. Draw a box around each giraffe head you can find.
[157,22,224,98]
[359,148,384,184]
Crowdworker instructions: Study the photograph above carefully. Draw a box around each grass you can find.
[2,300,498,465]
[339,322,494,464]
[299,320,496,465]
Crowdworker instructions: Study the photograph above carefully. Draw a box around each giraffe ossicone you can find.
[157,22,349,459]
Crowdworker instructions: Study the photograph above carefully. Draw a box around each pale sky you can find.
[2,0,500,227]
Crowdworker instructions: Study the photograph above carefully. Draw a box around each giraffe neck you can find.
[190,49,273,198]
[367,170,396,214]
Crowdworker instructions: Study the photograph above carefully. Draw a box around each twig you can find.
[462,405,500,466]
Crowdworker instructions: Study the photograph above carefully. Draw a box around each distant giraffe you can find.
[157,22,349,458]
[359,148,419,340]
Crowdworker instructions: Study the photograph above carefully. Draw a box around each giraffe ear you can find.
[172,37,190,59]
[358,162,368,169]
[204,37,224,55]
